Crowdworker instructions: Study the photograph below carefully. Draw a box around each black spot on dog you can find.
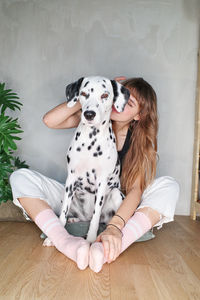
[107,156,110,159]
[82,143,85,146]
[75,131,81,141]
[103,79,106,83]
[88,145,91,150]
[73,212,78,218]
[89,133,93,139]
[66,187,68,192]
[85,186,95,194]
[110,135,112,140]
[102,84,106,88]
[91,88,94,92]
[121,85,130,101]
[99,200,103,206]
[120,192,125,200]
[67,155,70,163]
[109,127,112,134]
[87,178,95,185]
[97,146,101,151]
[86,172,89,177]
[102,120,106,125]
[98,183,101,187]
[116,157,120,166]
[108,210,115,217]
[110,80,118,103]
[101,196,104,200]
[93,209,95,214]
[69,146,72,151]
[113,182,119,188]
[92,169,95,173]
[99,152,102,156]
[93,153,98,157]
[84,81,89,87]
[76,147,81,151]
[94,195,97,204]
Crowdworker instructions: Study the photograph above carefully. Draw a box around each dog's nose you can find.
[84,110,96,121]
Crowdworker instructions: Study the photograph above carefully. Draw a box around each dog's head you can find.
[65,76,130,125]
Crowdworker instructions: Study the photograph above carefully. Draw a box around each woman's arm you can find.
[95,175,142,262]
[43,101,81,129]
[107,175,142,229]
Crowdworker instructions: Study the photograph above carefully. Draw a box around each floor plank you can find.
[0,216,199,300]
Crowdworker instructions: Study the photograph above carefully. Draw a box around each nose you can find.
[84,110,96,121]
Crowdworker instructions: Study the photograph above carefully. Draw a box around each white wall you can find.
[0,0,199,215]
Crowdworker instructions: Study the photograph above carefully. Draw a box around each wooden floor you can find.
[0,216,200,300]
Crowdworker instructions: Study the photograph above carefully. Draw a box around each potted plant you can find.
[0,82,29,205]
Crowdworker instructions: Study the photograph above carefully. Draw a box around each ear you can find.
[110,80,130,112]
[66,77,84,107]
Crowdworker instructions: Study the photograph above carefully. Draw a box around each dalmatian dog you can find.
[45,76,130,245]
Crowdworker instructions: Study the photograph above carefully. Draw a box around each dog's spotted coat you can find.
[59,76,130,243]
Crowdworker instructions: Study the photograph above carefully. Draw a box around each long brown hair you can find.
[119,78,158,195]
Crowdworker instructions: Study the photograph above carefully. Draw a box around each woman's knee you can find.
[161,176,180,198]
[152,176,180,196]
[9,168,31,187]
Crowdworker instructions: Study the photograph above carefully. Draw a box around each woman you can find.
[9,76,180,273]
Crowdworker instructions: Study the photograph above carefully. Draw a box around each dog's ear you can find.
[110,80,130,112]
[66,77,84,107]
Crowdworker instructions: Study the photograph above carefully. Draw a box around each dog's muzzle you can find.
[84,110,96,121]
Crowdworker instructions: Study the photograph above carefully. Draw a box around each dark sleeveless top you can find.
[117,127,132,176]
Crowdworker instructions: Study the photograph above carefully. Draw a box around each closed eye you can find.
[101,93,109,99]
[128,100,135,107]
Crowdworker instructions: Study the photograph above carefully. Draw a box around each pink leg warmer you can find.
[35,208,90,270]
[89,211,152,272]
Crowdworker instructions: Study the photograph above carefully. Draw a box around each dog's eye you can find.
[80,92,87,97]
[101,93,109,99]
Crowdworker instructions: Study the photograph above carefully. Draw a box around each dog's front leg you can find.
[86,180,107,243]
[59,177,76,226]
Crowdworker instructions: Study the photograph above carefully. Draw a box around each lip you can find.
[112,105,120,113]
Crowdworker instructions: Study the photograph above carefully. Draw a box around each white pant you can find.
[9,168,180,230]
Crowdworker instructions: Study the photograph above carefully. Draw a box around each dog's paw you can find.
[43,237,54,247]
[68,217,81,223]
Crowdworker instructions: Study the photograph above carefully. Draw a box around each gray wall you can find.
[0,0,199,215]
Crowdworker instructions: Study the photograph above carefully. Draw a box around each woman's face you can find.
[110,90,140,123]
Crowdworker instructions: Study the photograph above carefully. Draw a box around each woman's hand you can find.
[95,225,122,263]
[114,76,127,82]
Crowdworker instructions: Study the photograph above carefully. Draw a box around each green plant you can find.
[0,82,29,203]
